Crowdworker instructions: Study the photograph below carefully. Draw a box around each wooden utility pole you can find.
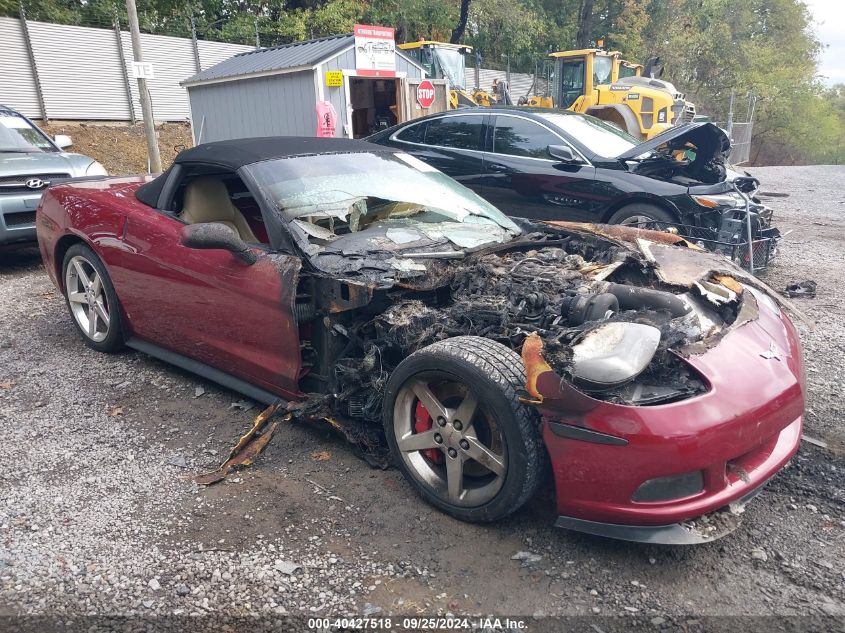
[125,0,161,172]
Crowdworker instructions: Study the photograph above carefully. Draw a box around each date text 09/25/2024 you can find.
[307,617,528,630]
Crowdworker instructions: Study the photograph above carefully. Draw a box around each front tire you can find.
[383,336,544,523]
[62,243,124,353]
[607,203,676,229]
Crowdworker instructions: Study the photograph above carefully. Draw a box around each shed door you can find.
[399,78,449,123]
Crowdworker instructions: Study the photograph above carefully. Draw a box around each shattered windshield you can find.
[539,112,640,158]
[248,151,520,253]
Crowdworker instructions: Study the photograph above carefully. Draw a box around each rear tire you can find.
[383,336,544,523]
[62,243,125,353]
[608,203,676,229]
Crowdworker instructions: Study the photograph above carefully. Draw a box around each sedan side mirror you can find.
[53,134,73,149]
[548,144,577,163]
[180,223,258,265]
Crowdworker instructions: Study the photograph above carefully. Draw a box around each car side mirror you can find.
[548,144,577,163]
[53,134,73,149]
[180,223,258,265]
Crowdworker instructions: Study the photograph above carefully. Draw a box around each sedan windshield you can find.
[248,152,520,251]
[0,111,54,153]
[538,113,640,158]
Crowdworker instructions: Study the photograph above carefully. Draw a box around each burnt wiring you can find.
[289,230,745,464]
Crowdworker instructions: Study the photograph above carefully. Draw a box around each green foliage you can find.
[466,0,547,68]
[4,0,843,163]
[365,0,459,42]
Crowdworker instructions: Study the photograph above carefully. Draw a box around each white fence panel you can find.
[120,32,199,121]
[0,17,252,121]
[470,68,537,100]
[198,40,255,70]
[28,20,132,120]
[0,17,43,118]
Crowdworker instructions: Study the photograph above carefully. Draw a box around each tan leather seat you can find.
[181,177,258,243]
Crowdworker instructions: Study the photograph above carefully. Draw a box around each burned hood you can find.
[616,122,731,162]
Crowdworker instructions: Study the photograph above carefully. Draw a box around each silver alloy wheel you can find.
[619,214,660,228]
[65,255,110,343]
[393,375,507,507]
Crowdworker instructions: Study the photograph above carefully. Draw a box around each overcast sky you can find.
[804,0,845,85]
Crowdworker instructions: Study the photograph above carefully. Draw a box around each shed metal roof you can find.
[183,33,354,86]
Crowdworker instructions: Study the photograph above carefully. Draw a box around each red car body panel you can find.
[38,178,302,399]
[535,289,804,526]
[37,173,805,537]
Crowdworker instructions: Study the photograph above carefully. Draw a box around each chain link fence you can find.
[726,121,754,165]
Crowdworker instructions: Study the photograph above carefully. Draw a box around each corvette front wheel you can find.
[383,336,544,523]
[62,243,124,353]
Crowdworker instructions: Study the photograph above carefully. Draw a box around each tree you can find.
[575,0,594,48]
[450,0,470,43]
[466,0,546,69]
[4,0,842,163]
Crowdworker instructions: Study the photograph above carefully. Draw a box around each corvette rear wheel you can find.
[383,336,544,523]
[62,243,124,352]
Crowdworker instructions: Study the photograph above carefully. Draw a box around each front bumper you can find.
[670,187,779,271]
[0,193,40,246]
[533,291,805,537]
[554,421,798,544]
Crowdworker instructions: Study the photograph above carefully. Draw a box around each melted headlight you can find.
[571,322,662,391]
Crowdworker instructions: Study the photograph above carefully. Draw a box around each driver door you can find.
[113,166,301,397]
[480,114,597,221]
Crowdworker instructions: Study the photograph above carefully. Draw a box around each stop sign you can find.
[416,80,436,108]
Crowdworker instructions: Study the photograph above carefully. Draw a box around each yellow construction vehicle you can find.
[528,48,696,139]
[398,41,498,108]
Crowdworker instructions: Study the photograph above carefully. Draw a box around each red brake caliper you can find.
[414,401,444,464]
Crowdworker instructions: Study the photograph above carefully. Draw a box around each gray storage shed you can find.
[182,33,446,143]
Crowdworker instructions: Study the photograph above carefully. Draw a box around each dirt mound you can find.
[38,121,193,176]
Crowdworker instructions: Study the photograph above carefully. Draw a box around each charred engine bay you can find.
[629,149,727,186]
[627,123,731,186]
[293,226,741,449]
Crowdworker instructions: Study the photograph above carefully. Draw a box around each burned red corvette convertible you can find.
[37,137,805,544]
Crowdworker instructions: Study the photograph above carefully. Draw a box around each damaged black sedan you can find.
[368,109,780,271]
[39,138,804,543]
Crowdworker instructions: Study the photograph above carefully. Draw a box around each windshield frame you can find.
[0,109,58,153]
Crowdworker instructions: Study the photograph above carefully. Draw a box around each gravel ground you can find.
[0,166,843,629]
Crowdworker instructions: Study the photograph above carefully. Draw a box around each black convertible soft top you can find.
[136,136,391,208]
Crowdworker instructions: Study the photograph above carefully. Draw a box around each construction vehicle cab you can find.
[547,49,694,140]
[398,41,498,108]
[617,59,642,81]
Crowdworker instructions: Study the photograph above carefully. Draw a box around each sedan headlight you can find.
[690,192,744,210]
[85,161,108,176]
